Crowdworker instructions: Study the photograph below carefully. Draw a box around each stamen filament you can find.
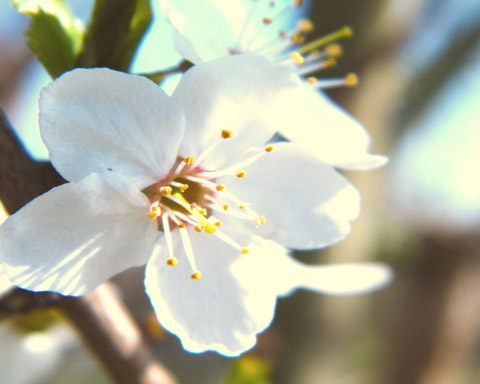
[162,214,177,266]
[199,151,265,178]
[212,227,249,254]
[178,225,201,278]
[296,26,353,56]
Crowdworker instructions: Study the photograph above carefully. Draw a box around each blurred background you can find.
[1,0,480,383]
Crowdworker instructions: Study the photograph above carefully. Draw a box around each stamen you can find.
[192,132,228,167]
[325,43,343,58]
[191,271,202,280]
[236,170,247,178]
[265,145,275,152]
[184,156,194,165]
[171,181,189,192]
[194,224,204,232]
[216,184,226,191]
[221,129,233,139]
[147,203,161,219]
[258,216,266,225]
[345,73,359,87]
[298,19,314,34]
[297,26,353,56]
[289,51,305,65]
[263,17,273,25]
[295,58,337,76]
[160,186,172,196]
[178,224,201,279]
[174,156,194,175]
[162,214,177,267]
[310,73,359,89]
[166,257,178,266]
[213,227,250,254]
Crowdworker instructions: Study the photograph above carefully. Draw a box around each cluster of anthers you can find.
[236,0,358,89]
[142,129,273,280]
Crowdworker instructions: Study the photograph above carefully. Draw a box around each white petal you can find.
[145,228,277,356]
[40,68,185,189]
[0,173,157,296]
[0,264,14,297]
[290,262,394,295]
[160,0,238,62]
[232,237,393,296]
[272,85,387,170]
[220,143,361,249]
[172,55,299,168]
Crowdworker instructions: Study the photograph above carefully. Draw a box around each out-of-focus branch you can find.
[0,109,176,384]
[58,284,176,384]
[0,108,65,213]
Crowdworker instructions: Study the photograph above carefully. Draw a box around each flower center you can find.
[233,0,357,88]
[142,130,273,280]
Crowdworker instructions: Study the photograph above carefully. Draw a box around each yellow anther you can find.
[342,26,353,38]
[265,145,275,152]
[190,271,202,280]
[236,170,246,178]
[238,204,246,210]
[263,17,273,25]
[325,43,343,58]
[160,186,172,195]
[147,206,161,220]
[214,220,222,227]
[289,51,304,65]
[307,76,317,84]
[183,156,194,165]
[241,248,250,255]
[322,57,337,69]
[293,0,303,7]
[216,184,226,191]
[166,257,178,267]
[205,224,216,234]
[291,34,305,45]
[258,216,266,225]
[194,224,204,232]
[179,184,189,192]
[221,129,233,139]
[198,208,207,216]
[223,204,229,211]
[298,19,314,34]
[345,73,359,87]
[177,222,186,229]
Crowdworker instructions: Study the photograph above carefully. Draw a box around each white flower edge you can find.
[146,235,393,355]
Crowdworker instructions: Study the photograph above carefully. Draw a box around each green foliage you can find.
[224,355,272,384]
[12,0,152,77]
[12,0,83,78]
[75,0,152,72]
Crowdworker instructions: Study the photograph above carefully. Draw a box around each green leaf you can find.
[12,0,83,78]
[75,0,152,72]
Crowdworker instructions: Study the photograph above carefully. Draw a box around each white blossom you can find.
[0,56,392,355]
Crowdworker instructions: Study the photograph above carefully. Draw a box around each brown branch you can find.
[58,284,176,384]
[0,108,65,213]
[0,109,176,384]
